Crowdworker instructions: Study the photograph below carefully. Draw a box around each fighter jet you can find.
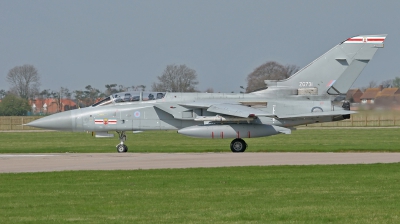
[27,34,387,153]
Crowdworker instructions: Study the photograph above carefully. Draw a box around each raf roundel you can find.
[134,111,141,118]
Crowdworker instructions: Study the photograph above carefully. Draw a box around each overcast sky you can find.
[1,0,399,93]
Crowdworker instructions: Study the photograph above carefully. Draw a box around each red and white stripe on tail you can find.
[344,36,386,44]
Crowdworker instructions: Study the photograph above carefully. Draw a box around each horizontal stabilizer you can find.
[277,110,356,119]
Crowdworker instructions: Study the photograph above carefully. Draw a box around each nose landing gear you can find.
[116,131,128,153]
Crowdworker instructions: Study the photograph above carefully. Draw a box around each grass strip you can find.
[0,128,400,153]
[1,164,400,223]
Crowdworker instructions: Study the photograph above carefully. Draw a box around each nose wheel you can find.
[116,131,128,153]
[117,144,128,153]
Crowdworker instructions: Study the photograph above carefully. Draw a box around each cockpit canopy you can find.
[92,91,166,107]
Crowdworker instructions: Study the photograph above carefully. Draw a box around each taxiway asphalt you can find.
[1,152,400,173]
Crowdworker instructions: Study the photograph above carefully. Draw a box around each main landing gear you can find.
[230,138,247,153]
[116,131,128,153]
[114,132,247,153]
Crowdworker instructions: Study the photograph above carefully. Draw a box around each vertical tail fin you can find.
[265,34,387,95]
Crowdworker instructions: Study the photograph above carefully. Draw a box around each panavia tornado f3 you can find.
[27,34,387,153]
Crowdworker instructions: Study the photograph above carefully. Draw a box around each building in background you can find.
[360,87,382,104]
[31,98,77,114]
[346,89,363,103]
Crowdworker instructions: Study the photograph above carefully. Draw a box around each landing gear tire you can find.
[117,144,128,153]
[230,138,247,153]
[116,131,128,153]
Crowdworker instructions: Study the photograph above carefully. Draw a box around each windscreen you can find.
[92,96,112,107]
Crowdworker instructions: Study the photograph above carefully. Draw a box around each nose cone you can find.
[27,111,73,131]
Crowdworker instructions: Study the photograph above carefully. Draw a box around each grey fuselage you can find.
[62,91,343,133]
